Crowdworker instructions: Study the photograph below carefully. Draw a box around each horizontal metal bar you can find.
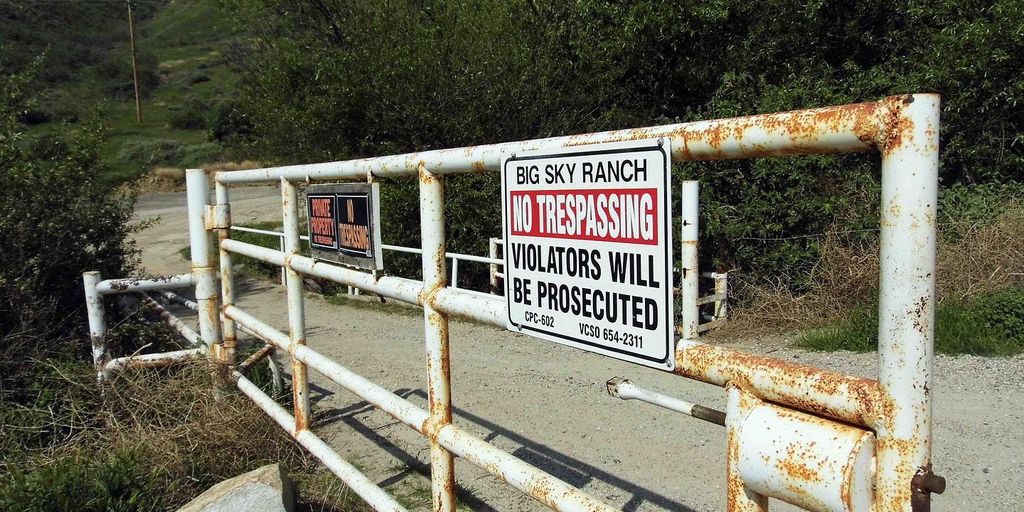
[380,243,420,254]
[433,425,616,512]
[159,290,198,311]
[224,306,616,512]
[445,253,503,265]
[234,227,309,242]
[231,371,408,512]
[231,225,283,237]
[221,239,505,320]
[238,343,275,371]
[606,377,725,426]
[97,273,194,295]
[216,99,887,185]
[224,239,873,426]
[221,238,287,265]
[230,231,503,267]
[224,304,431,429]
[140,293,205,348]
[675,339,879,427]
[700,272,727,279]
[433,287,504,325]
[104,348,203,373]
[696,293,726,306]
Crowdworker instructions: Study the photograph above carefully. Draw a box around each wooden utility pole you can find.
[127,0,143,123]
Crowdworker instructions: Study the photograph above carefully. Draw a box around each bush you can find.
[209,100,254,143]
[168,98,210,130]
[0,70,138,348]
[95,50,161,100]
[27,134,70,161]
[17,108,51,125]
[226,0,1024,286]
[180,142,223,167]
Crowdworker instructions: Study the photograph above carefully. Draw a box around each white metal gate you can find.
[85,94,944,512]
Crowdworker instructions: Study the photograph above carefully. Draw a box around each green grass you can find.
[21,0,241,186]
[796,287,1024,355]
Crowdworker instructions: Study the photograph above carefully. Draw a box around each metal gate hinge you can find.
[205,204,231,230]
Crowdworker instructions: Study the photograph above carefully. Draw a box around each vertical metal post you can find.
[450,257,459,289]
[279,236,287,286]
[419,164,456,512]
[725,385,768,512]
[83,271,108,384]
[267,354,285,398]
[488,238,499,295]
[185,169,223,363]
[215,182,236,366]
[282,178,311,432]
[714,273,728,321]
[876,94,941,511]
[680,180,700,339]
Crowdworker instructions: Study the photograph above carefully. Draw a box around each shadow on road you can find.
[311,387,698,512]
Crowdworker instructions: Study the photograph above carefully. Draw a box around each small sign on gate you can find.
[501,139,674,370]
[306,183,383,271]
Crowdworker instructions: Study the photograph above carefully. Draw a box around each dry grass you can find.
[132,161,265,194]
[152,166,186,180]
[937,206,1024,300]
[3,360,367,511]
[201,160,264,173]
[131,166,187,193]
[718,202,1024,335]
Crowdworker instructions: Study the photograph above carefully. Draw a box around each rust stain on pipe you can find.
[677,343,880,427]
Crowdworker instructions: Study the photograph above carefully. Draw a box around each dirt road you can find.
[134,189,1023,511]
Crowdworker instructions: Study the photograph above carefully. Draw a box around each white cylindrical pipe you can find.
[185,169,222,360]
[223,305,615,512]
[105,348,204,373]
[488,237,500,295]
[715,273,728,320]
[215,99,887,185]
[676,338,878,427]
[159,290,198,311]
[83,271,107,384]
[680,180,700,339]
[450,257,459,289]
[607,377,725,426]
[418,165,456,512]
[222,238,423,305]
[216,182,237,365]
[278,236,287,286]
[726,385,769,512]
[875,94,941,511]
[281,178,311,432]
[139,293,204,349]
[232,371,408,512]
[221,235,878,427]
[96,273,194,294]
[735,396,875,512]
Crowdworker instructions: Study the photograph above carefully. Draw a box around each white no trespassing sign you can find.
[501,139,674,370]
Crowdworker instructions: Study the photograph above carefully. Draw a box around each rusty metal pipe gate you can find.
[85,95,942,512]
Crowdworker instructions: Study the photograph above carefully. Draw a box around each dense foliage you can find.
[0,1,165,122]
[0,65,138,399]
[225,0,1023,286]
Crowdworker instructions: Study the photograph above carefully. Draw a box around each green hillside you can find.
[3,0,243,185]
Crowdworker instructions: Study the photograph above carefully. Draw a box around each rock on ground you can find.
[177,463,295,512]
